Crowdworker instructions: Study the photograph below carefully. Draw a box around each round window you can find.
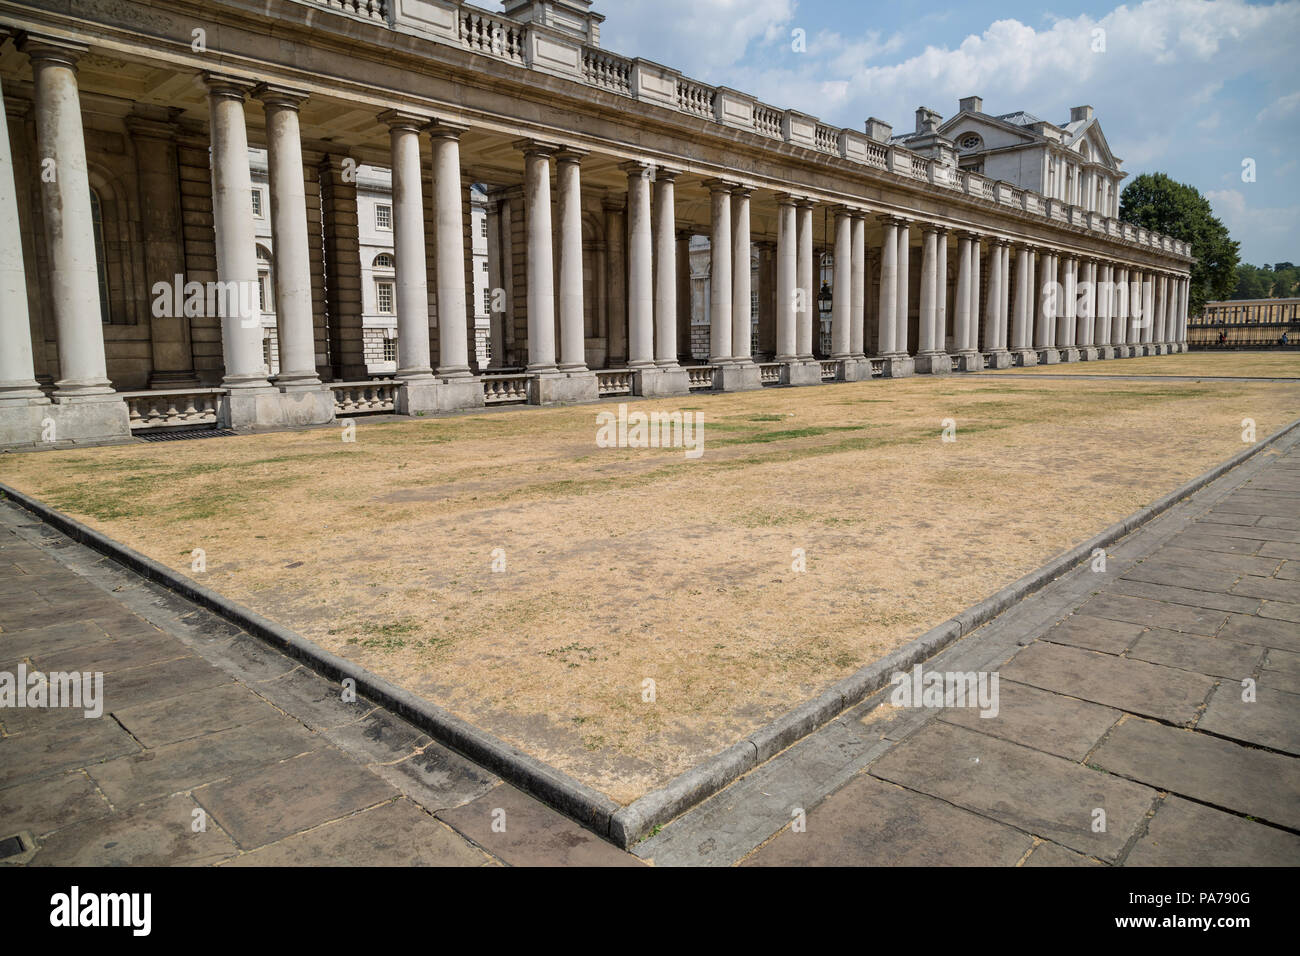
[959,134,981,150]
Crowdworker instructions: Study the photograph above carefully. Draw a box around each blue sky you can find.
[595,0,1300,265]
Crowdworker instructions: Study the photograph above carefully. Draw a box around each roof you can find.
[994,111,1043,127]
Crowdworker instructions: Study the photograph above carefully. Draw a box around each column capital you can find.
[730,183,753,199]
[16,33,88,68]
[774,192,801,207]
[553,147,588,165]
[954,229,981,242]
[378,109,432,132]
[620,159,656,179]
[514,138,560,157]
[428,120,470,141]
[676,227,695,240]
[849,207,868,221]
[702,177,739,193]
[830,203,858,218]
[920,222,945,236]
[657,165,684,181]
[253,83,309,110]
[794,196,818,209]
[201,72,257,100]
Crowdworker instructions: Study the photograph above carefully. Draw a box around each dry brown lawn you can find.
[990,350,1300,378]
[3,357,1298,802]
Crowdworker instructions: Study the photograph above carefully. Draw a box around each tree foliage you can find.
[1119,172,1239,314]
[1231,262,1300,300]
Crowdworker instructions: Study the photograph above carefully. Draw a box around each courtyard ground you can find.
[988,350,1300,378]
[2,353,1298,803]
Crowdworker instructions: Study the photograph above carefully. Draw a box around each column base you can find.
[1011,348,1038,368]
[1,394,131,450]
[532,370,599,405]
[714,361,762,392]
[878,354,915,378]
[954,350,984,372]
[1078,347,1099,361]
[636,366,691,397]
[839,357,873,382]
[1096,346,1116,360]
[913,351,952,374]
[980,350,1011,370]
[1058,348,1080,363]
[783,360,824,386]
[225,385,335,428]
[1036,348,1061,365]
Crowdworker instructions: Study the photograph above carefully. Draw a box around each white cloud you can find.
[1256,90,1300,124]
[600,0,796,79]
[1207,188,1300,261]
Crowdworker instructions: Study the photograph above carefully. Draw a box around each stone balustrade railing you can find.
[757,362,782,385]
[119,389,225,430]
[330,379,397,414]
[868,359,884,378]
[686,365,716,390]
[819,360,838,380]
[482,373,532,404]
[595,369,633,396]
[458,4,526,65]
[321,0,1194,261]
[311,0,386,21]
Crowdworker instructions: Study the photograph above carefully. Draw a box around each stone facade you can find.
[0,0,1194,450]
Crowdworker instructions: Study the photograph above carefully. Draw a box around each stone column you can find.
[1010,244,1036,365]
[982,239,1006,365]
[704,179,733,366]
[1158,274,1170,352]
[831,207,852,361]
[936,228,948,353]
[1036,251,1059,364]
[624,161,655,370]
[968,235,982,357]
[555,148,588,372]
[895,220,911,362]
[27,38,120,400]
[1079,261,1099,360]
[916,225,948,373]
[382,112,434,388]
[796,199,816,365]
[730,185,754,365]
[850,211,867,366]
[775,196,798,365]
[877,217,899,358]
[1141,272,1155,350]
[952,232,977,371]
[1096,263,1113,358]
[521,142,557,372]
[645,169,689,395]
[431,124,472,382]
[999,242,1012,353]
[1058,257,1079,361]
[1113,266,1128,355]
[486,200,506,366]
[257,86,320,390]
[205,74,270,391]
[0,67,48,424]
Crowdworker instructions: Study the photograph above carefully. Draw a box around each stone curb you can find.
[0,482,621,837]
[607,415,1300,848]
[4,415,1297,849]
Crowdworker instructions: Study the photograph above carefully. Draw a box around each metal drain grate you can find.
[0,834,26,859]
[137,428,237,442]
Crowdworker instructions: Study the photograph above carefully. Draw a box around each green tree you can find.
[1232,263,1268,299]
[1119,172,1239,313]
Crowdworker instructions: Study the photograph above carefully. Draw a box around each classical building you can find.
[892,97,1125,216]
[0,0,1193,449]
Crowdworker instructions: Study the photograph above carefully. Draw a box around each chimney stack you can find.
[959,95,983,114]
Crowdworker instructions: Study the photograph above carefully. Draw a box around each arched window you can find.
[256,244,274,314]
[89,188,111,323]
[373,253,394,269]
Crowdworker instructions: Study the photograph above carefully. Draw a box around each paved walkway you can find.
[636,430,1300,865]
[3,430,1298,866]
[0,503,638,866]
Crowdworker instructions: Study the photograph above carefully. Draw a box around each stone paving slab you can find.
[1125,796,1300,867]
[1196,683,1300,756]
[1261,649,1300,693]
[1108,578,1260,615]
[1218,612,1300,652]
[743,774,1034,867]
[938,679,1120,761]
[1021,841,1101,866]
[1092,716,1300,831]
[113,682,285,749]
[0,770,112,839]
[1075,592,1228,635]
[437,785,644,867]
[219,798,491,867]
[868,721,1158,862]
[194,748,400,850]
[28,794,240,867]
[1127,628,1264,681]
[1038,614,1144,654]
[998,641,1214,725]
